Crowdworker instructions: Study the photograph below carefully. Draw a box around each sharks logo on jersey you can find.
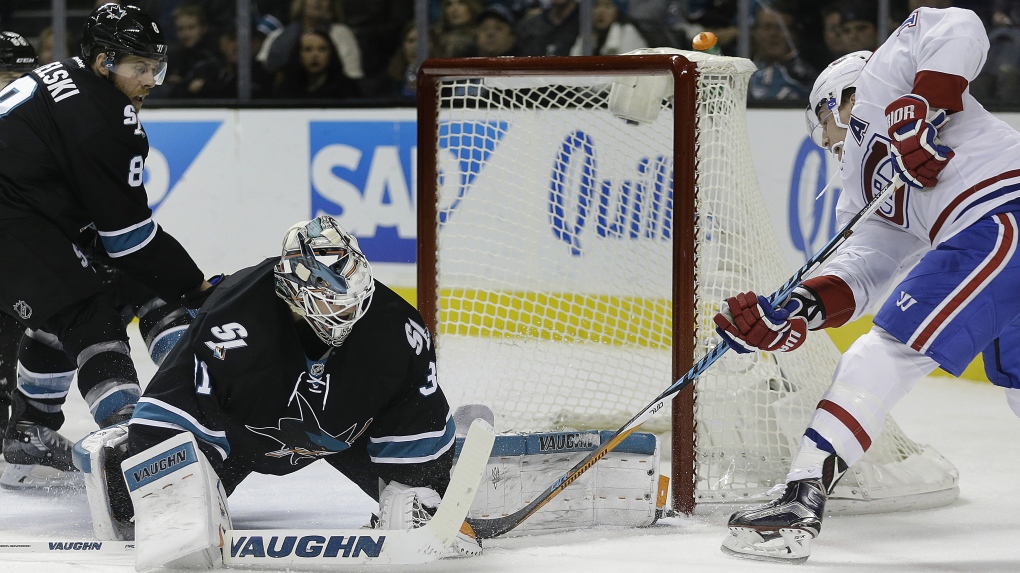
[246,392,373,464]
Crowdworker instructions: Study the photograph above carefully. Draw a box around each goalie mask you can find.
[274,216,375,347]
[806,50,871,156]
[81,3,168,85]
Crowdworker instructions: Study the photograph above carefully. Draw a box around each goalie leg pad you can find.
[73,423,134,541]
[121,431,231,572]
[462,430,663,535]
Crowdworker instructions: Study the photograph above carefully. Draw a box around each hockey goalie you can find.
[75,215,488,569]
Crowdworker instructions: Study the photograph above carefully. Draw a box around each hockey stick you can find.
[0,419,495,566]
[0,541,134,553]
[466,176,904,539]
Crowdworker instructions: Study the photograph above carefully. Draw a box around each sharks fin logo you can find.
[246,393,372,464]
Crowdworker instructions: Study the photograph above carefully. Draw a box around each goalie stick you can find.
[0,419,495,566]
[466,176,904,539]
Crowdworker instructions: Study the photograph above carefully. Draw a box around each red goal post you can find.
[416,52,959,515]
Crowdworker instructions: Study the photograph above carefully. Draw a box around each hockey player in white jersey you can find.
[714,7,1020,563]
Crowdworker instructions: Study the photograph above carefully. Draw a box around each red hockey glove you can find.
[885,94,953,189]
[713,291,807,354]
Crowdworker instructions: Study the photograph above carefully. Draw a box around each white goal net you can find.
[417,51,958,512]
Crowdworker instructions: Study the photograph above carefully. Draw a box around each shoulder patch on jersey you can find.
[405,319,431,355]
[204,322,249,359]
[849,114,869,146]
[896,10,919,36]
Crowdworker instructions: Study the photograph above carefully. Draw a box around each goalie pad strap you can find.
[800,275,856,329]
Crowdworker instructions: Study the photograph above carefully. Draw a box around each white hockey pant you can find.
[789,327,939,481]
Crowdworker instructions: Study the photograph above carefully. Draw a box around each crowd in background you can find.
[2,0,1019,105]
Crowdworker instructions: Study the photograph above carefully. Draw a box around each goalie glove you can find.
[885,94,953,189]
[374,481,482,558]
[714,291,808,354]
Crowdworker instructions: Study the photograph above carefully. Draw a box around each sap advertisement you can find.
[139,108,1020,289]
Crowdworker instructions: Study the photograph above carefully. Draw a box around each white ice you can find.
[0,324,1017,573]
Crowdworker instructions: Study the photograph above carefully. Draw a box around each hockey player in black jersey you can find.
[0,31,36,89]
[0,31,38,436]
[0,5,212,485]
[76,216,480,562]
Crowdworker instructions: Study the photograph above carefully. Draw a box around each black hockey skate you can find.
[1,392,81,489]
[721,453,847,564]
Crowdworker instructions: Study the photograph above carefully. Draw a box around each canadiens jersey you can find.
[130,258,455,483]
[824,7,1020,318]
[0,57,202,299]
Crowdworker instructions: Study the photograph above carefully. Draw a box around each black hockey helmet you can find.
[0,31,38,72]
[81,3,167,83]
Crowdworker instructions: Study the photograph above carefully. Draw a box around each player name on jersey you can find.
[34,61,80,103]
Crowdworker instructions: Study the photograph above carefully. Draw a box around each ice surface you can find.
[0,325,1017,572]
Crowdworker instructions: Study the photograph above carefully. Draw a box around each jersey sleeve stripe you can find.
[99,219,158,258]
[132,397,231,459]
[367,415,456,464]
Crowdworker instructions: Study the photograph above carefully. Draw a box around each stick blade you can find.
[428,418,495,545]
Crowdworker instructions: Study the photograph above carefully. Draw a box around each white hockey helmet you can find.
[274,215,375,347]
[806,50,871,153]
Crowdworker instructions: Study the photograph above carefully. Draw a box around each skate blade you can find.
[720,526,811,564]
[0,463,84,490]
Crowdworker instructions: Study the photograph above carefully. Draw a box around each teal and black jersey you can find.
[0,57,202,301]
[129,258,455,498]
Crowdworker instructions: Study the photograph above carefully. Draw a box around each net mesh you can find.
[423,53,958,508]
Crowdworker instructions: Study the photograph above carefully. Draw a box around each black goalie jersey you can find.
[128,258,455,499]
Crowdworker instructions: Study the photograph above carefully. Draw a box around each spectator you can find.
[434,0,483,58]
[342,0,414,97]
[386,21,428,97]
[475,4,518,57]
[971,2,1020,104]
[821,3,847,59]
[273,26,360,99]
[516,0,580,56]
[258,0,363,83]
[839,0,880,53]
[992,1,1020,26]
[37,25,75,64]
[570,0,648,56]
[747,0,816,101]
[157,3,220,98]
[793,2,844,72]
[180,27,273,98]
[256,0,293,26]
[627,0,696,49]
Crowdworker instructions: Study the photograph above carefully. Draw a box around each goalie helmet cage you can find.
[416,52,959,515]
